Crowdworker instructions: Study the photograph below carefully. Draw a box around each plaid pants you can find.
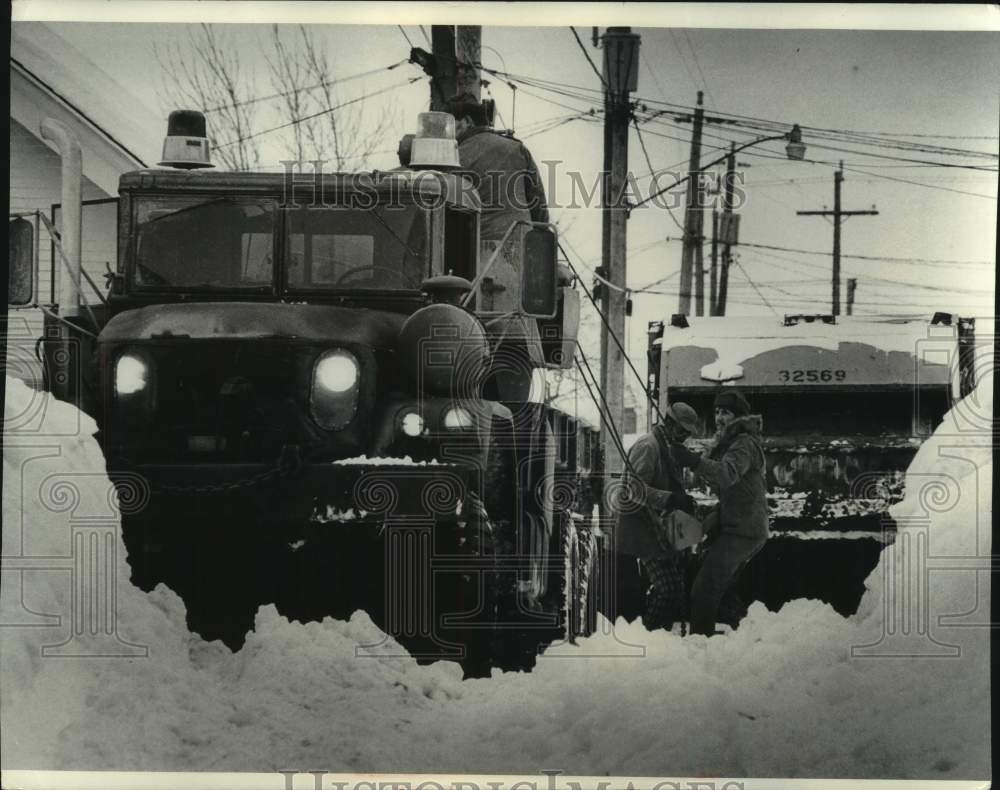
[641,552,687,629]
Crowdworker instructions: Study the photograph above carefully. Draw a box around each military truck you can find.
[8,111,601,674]
[647,311,977,616]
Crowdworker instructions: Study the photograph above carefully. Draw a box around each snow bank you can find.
[1,374,991,779]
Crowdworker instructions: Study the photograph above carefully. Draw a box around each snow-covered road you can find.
[1,374,991,779]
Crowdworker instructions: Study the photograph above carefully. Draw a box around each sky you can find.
[12,3,1000,401]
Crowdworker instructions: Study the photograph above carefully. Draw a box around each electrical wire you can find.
[732,258,780,318]
[215,77,422,149]
[682,31,712,102]
[397,26,414,49]
[737,240,994,267]
[738,246,992,296]
[559,239,664,422]
[203,60,408,114]
[632,115,686,232]
[455,65,994,165]
[668,30,700,95]
[569,26,609,91]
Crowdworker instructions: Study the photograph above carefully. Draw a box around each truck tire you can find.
[561,519,599,642]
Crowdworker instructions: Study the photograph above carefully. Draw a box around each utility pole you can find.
[455,26,481,101]
[716,142,737,316]
[694,210,705,315]
[429,26,458,111]
[846,277,857,315]
[797,161,878,316]
[678,91,704,315]
[709,210,719,315]
[598,27,639,492]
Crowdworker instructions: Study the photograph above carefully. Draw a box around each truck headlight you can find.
[315,350,359,393]
[400,411,425,437]
[311,349,360,430]
[115,353,148,395]
[443,405,475,430]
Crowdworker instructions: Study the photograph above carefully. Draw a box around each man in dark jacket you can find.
[672,389,769,636]
[616,402,703,629]
[447,93,549,241]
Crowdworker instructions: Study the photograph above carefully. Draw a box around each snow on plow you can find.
[1,371,991,778]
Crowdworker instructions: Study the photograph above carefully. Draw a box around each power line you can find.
[521,112,598,140]
[636,108,999,171]
[569,27,608,91]
[802,140,998,172]
[743,248,991,296]
[632,115,685,232]
[682,31,712,101]
[215,77,422,149]
[559,239,664,423]
[397,25,414,49]
[203,60,408,114]
[736,239,994,267]
[838,160,998,201]
[632,99,999,161]
[464,65,995,161]
[733,258,780,318]
[668,30,700,95]
[673,132,999,200]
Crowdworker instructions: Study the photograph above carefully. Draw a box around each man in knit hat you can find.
[616,402,704,630]
[671,388,769,635]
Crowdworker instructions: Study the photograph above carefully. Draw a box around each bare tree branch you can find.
[155,24,399,171]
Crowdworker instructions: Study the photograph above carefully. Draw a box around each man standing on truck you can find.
[671,389,769,636]
[447,92,549,241]
[616,403,703,630]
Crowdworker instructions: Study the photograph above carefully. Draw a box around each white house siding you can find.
[8,117,119,388]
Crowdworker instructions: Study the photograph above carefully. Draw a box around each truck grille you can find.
[135,340,308,463]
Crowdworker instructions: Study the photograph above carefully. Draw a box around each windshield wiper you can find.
[144,196,241,225]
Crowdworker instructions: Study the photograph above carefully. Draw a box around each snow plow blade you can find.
[113,460,497,671]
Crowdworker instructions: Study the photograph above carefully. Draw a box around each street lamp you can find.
[785,124,806,160]
[630,125,807,212]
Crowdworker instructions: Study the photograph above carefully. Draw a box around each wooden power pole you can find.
[598,27,639,491]
[455,26,482,101]
[429,26,458,111]
[715,143,737,316]
[797,161,878,316]
[677,91,705,316]
[709,210,719,315]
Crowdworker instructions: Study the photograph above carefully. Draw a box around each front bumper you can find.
[109,458,475,527]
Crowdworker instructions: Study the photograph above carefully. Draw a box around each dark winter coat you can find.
[694,415,769,540]
[615,425,689,557]
[457,127,549,240]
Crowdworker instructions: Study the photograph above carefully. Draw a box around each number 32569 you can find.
[778,369,846,382]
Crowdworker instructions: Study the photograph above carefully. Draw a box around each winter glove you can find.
[671,443,702,469]
[666,490,696,513]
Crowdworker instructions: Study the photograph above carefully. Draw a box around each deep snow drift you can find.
[1,374,991,778]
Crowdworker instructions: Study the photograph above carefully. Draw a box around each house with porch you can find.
[8,22,162,386]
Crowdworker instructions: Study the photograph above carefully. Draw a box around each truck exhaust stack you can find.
[39,118,82,317]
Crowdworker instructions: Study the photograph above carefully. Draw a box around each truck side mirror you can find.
[8,218,34,307]
[520,227,557,318]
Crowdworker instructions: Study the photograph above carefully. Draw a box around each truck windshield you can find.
[286,204,428,292]
[133,196,276,290]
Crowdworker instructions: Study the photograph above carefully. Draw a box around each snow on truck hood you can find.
[99,301,407,346]
[654,315,958,386]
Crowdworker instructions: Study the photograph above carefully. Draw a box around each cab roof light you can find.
[407,111,460,170]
